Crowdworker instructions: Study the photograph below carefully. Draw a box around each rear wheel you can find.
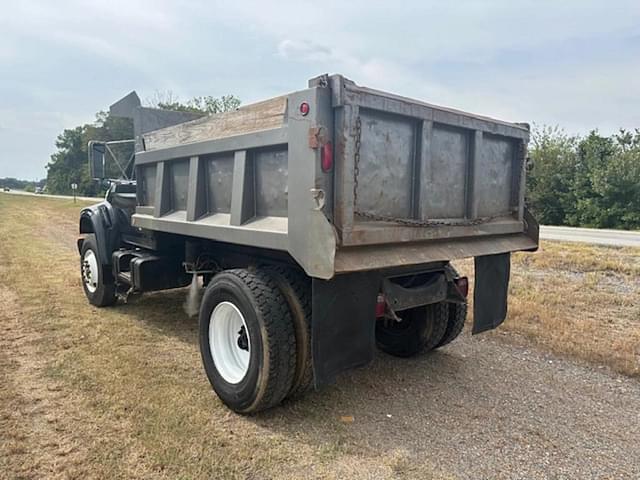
[80,234,116,307]
[266,265,313,398]
[436,302,467,348]
[199,269,296,413]
[376,303,449,357]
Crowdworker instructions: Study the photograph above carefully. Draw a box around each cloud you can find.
[1,0,640,179]
[277,39,332,62]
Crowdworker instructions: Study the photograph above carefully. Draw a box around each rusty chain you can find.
[352,115,505,228]
[352,116,362,209]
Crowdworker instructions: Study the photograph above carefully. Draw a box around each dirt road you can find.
[1,194,639,479]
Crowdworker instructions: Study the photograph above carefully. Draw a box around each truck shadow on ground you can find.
[115,289,201,344]
[257,348,474,457]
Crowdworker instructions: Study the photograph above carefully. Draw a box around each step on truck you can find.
[78,74,538,413]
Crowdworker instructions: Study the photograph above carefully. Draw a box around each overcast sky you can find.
[1,0,639,179]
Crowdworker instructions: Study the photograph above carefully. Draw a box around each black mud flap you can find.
[473,252,511,334]
[311,272,380,388]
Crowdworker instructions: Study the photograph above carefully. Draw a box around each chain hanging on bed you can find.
[351,115,506,228]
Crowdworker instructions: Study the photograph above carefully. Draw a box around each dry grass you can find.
[1,193,638,479]
[455,240,640,377]
[0,193,449,480]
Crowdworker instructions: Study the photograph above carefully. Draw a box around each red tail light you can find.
[454,277,469,298]
[321,142,333,172]
[375,293,386,318]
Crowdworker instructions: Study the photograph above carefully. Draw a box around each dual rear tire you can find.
[200,266,467,413]
[198,267,311,414]
[375,301,467,358]
[78,253,310,414]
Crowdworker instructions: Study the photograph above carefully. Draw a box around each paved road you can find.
[1,189,101,203]
[540,225,640,248]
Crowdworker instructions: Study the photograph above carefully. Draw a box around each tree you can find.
[572,130,640,229]
[527,125,640,230]
[46,126,92,196]
[46,114,133,196]
[146,91,241,114]
[0,177,44,190]
[527,125,578,225]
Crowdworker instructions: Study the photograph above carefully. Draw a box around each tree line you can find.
[528,126,640,230]
[0,177,46,192]
[11,96,639,231]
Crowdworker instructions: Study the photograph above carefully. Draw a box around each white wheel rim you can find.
[82,249,99,293]
[209,301,251,384]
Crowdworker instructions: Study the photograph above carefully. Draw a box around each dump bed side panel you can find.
[131,85,339,279]
[132,128,292,254]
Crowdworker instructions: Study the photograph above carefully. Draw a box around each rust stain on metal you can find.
[309,126,330,149]
[308,127,322,149]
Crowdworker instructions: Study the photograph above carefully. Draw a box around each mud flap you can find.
[473,252,511,334]
[311,272,380,388]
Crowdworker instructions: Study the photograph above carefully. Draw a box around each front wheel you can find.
[80,234,116,307]
[198,269,296,413]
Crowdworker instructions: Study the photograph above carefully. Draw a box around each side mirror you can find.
[88,141,106,180]
[526,156,534,173]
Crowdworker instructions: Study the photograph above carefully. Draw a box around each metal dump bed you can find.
[131,74,538,279]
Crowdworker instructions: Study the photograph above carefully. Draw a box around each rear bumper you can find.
[334,208,539,274]
[334,232,537,273]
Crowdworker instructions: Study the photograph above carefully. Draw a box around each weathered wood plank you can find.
[143,96,288,151]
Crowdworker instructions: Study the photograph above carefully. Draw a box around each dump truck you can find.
[78,74,538,413]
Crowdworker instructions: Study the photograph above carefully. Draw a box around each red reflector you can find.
[455,277,469,298]
[321,142,333,172]
[375,294,385,318]
[299,102,310,116]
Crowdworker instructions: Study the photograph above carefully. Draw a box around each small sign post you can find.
[71,183,78,203]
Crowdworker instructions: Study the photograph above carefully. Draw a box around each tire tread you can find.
[422,302,449,352]
[436,302,467,348]
[265,265,313,398]
[224,269,296,412]
[80,234,116,307]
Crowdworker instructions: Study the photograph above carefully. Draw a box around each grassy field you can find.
[0,194,450,480]
[454,238,640,377]
[506,241,639,376]
[1,193,638,479]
